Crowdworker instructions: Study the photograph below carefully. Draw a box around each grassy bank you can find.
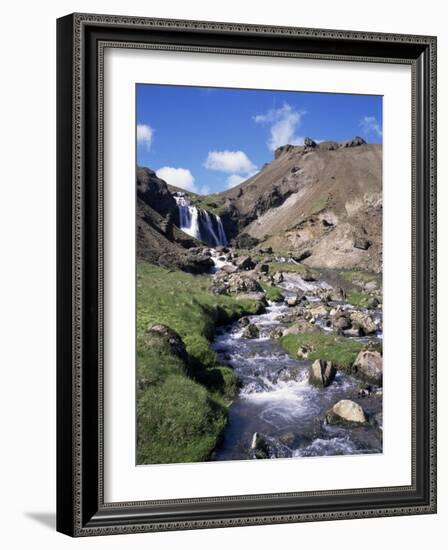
[279,332,365,371]
[260,281,284,302]
[136,263,260,464]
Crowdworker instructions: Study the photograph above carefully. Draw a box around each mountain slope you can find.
[215,138,382,272]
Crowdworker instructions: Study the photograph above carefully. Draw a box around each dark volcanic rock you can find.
[137,166,178,220]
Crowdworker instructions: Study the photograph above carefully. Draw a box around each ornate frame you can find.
[56,13,437,536]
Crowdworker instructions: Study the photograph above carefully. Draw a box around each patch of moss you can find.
[340,270,381,286]
[345,290,372,308]
[279,332,365,371]
[260,281,284,302]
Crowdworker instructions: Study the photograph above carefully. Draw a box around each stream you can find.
[210,263,383,461]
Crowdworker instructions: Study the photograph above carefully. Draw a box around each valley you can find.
[136,137,383,464]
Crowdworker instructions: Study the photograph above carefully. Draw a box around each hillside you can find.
[212,137,382,272]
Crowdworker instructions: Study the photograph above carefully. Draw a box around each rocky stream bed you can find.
[208,248,383,461]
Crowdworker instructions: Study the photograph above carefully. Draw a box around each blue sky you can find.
[136,84,382,195]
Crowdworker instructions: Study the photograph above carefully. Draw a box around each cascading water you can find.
[174,193,228,246]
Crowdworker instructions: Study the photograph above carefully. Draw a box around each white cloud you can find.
[204,150,256,174]
[156,167,197,193]
[360,116,382,138]
[137,124,154,150]
[254,103,306,151]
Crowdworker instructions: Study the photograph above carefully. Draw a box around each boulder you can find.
[220,264,238,274]
[273,272,284,284]
[255,263,270,274]
[286,291,304,307]
[301,270,316,282]
[259,246,273,254]
[310,304,329,316]
[367,296,380,309]
[227,273,263,293]
[326,399,367,425]
[234,255,256,270]
[242,323,260,339]
[354,236,371,250]
[365,280,378,292]
[350,311,377,335]
[333,314,352,330]
[309,359,337,388]
[283,319,321,336]
[304,137,317,148]
[250,432,270,459]
[353,350,383,385]
[233,233,260,249]
[145,324,188,363]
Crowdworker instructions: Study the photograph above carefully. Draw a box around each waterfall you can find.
[174,193,228,246]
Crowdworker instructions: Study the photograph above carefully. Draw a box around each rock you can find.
[242,323,260,339]
[283,319,320,335]
[250,432,270,459]
[332,287,346,301]
[145,324,188,362]
[227,273,263,293]
[294,250,312,262]
[367,296,380,309]
[259,246,273,254]
[270,328,283,340]
[220,264,238,274]
[350,311,377,335]
[291,166,301,174]
[373,412,383,431]
[343,326,363,337]
[352,350,383,385]
[310,304,329,316]
[286,291,304,307]
[301,270,316,282]
[211,285,229,295]
[333,314,352,330]
[233,233,260,249]
[234,255,256,270]
[272,272,284,284]
[255,263,270,274]
[326,399,367,425]
[275,366,300,383]
[309,359,337,388]
[238,317,250,327]
[297,345,312,359]
[364,280,378,291]
[304,137,317,148]
[354,236,371,250]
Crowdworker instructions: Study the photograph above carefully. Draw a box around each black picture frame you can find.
[57,13,437,537]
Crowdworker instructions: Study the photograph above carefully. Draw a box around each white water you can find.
[174,194,228,246]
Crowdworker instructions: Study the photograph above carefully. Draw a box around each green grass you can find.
[345,290,372,308]
[188,194,225,215]
[136,262,260,464]
[260,281,284,302]
[340,270,381,286]
[279,332,365,371]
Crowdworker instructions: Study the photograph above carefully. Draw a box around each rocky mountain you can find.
[137,167,216,273]
[211,137,382,272]
[137,136,382,273]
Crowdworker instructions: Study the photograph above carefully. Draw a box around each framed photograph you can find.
[57,13,437,536]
